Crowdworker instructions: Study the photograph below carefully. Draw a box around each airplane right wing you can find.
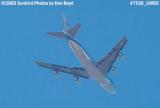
[96,36,128,74]
[35,61,90,79]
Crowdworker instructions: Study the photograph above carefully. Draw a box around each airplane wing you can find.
[96,36,127,74]
[35,61,89,79]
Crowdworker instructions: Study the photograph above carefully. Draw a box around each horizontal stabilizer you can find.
[66,23,81,38]
[47,32,65,38]
[47,23,81,39]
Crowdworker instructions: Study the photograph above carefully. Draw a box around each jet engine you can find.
[111,66,118,74]
[118,52,125,60]
[118,52,123,58]
[111,66,116,72]
[74,75,79,81]
[53,70,59,75]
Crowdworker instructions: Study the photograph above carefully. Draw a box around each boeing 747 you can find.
[36,14,127,94]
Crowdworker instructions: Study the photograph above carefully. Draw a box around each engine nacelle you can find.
[118,52,123,58]
[111,66,116,72]
[111,66,118,74]
[53,70,59,74]
[74,75,79,81]
[118,52,125,60]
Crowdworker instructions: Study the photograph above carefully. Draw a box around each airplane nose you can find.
[100,83,116,95]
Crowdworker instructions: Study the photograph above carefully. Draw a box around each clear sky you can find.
[0,0,160,108]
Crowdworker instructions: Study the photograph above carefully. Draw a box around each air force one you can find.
[36,14,127,94]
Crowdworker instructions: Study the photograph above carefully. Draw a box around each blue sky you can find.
[0,0,160,108]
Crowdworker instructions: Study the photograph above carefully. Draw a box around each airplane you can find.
[35,14,127,94]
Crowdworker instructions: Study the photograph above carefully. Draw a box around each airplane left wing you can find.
[35,61,90,79]
[96,36,127,74]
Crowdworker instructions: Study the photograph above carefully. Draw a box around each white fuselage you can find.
[68,39,115,94]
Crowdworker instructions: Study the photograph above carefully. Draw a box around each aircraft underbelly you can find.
[69,41,107,83]
[69,40,116,94]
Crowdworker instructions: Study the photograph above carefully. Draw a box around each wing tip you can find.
[35,61,52,69]
[35,61,45,67]
[122,35,128,40]
[35,61,40,65]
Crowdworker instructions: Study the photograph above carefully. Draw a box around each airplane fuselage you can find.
[67,36,115,94]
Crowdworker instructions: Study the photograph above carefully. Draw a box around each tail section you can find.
[47,32,65,39]
[62,13,69,30]
[48,14,81,39]
[66,23,81,38]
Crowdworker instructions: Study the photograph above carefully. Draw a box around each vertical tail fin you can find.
[62,13,81,38]
[62,13,69,31]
